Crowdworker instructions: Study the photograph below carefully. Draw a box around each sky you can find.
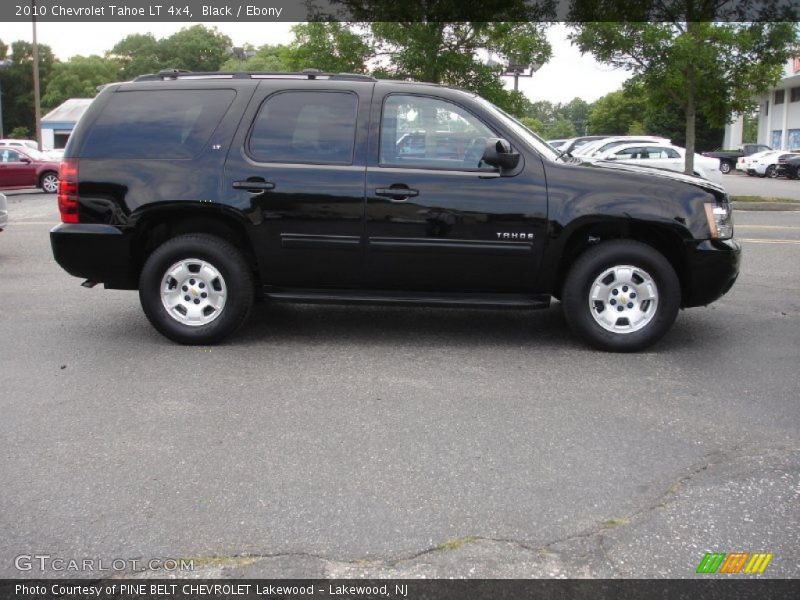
[1,22,630,104]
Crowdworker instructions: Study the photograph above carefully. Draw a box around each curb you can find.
[731,201,800,211]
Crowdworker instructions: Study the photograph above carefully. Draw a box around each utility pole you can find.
[32,0,42,150]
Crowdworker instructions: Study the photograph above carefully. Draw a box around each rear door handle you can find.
[233,179,276,193]
[375,186,419,201]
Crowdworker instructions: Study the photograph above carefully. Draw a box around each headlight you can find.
[705,199,733,239]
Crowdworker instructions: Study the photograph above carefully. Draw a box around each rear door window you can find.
[248,91,358,165]
[81,89,236,159]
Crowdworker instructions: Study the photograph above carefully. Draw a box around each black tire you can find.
[720,161,732,174]
[765,165,777,178]
[562,240,680,352]
[139,234,254,344]
[39,171,59,194]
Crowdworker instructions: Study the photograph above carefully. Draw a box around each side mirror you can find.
[481,138,520,171]
[19,157,32,164]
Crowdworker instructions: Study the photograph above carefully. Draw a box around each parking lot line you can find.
[738,238,800,244]
[736,225,800,230]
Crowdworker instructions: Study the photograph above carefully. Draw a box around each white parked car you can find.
[0,139,62,161]
[746,150,800,177]
[596,142,723,185]
[574,136,671,158]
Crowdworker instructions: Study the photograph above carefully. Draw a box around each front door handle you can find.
[233,179,276,193]
[375,186,419,202]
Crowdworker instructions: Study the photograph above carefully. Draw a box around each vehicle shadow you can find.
[232,301,703,352]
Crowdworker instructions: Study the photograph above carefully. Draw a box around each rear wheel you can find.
[40,171,58,193]
[765,165,777,178]
[720,161,732,174]
[562,240,680,352]
[139,234,254,344]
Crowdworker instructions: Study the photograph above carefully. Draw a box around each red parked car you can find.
[0,147,60,193]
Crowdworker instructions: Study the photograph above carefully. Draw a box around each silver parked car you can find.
[0,192,7,232]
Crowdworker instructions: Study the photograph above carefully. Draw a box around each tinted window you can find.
[82,89,235,159]
[248,91,357,164]
[380,95,495,170]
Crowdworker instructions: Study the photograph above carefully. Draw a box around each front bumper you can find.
[50,223,138,289]
[683,238,741,307]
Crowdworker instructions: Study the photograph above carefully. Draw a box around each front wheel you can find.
[562,241,680,352]
[139,234,254,344]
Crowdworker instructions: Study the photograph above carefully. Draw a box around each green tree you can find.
[219,44,290,72]
[109,25,232,78]
[544,117,577,139]
[283,22,371,73]
[570,14,797,173]
[0,40,56,139]
[369,22,551,113]
[42,55,123,110]
[561,97,590,136]
[519,116,545,136]
[158,25,232,72]
[108,33,163,79]
[587,87,646,135]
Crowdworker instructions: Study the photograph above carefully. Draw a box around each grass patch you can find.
[435,536,479,552]
[730,195,800,203]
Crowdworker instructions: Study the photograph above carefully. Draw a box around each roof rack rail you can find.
[132,69,377,82]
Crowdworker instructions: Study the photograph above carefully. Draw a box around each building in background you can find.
[41,99,93,149]
[724,58,800,151]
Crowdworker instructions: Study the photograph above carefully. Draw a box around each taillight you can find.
[58,159,79,223]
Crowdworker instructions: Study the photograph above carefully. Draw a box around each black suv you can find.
[50,70,740,351]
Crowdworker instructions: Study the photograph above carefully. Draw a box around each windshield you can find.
[473,96,561,160]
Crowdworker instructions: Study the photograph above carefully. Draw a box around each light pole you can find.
[226,46,255,70]
[0,58,12,139]
[503,59,543,92]
[32,0,42,150]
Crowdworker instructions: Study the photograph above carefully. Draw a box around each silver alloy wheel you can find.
[588,265,659,334]
[160,258,227,326]
[41,173,59,193]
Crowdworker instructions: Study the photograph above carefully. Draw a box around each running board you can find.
[263,288,551,310]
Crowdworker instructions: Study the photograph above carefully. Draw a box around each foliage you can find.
[369,22,551,114]
[9,126,30,139]
[588,88,644,135]
[219,44,290,72]
[0,40,56,139]
[109,25,232,79]
[571,16,797,172]
[519,117,545,136]
[42,55,123,110]
[283,22,371,73]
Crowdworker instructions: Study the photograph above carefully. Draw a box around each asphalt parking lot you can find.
[724,169,800,201]
[1,192,798,579]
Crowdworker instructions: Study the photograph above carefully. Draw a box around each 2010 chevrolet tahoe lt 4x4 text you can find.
[50,70,740,351]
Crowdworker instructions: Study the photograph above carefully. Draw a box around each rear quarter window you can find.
[80,89,236,159]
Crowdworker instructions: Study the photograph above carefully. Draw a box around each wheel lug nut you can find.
[189,279,195,285]
[617,306,624,312]
[630,292,636,298]
[199,282,205,289]
[610,299,616,305]
[622,286,628,292]
[612,289,618,295]
[201,292,207,298]
[627,302,634,308]
[182,285,188,292]
[184,295,190,301]
[193,298,200,304]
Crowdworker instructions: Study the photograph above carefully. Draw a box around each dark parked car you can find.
[702,143,772,174]
[50,70,740,351]
[0,147,60,193]
[777,153,800,179]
